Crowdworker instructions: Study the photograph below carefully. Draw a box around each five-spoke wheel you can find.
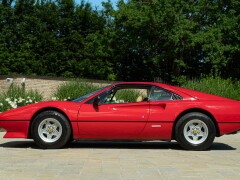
[183,119,208,145]
[38,118,62,143]
[32,111,71,149]
[175,112,216,150]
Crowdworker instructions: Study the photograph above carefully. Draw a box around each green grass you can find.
[52,80,102,100]
[182,76,240,100]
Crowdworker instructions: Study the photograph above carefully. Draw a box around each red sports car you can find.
[0,82,240,150]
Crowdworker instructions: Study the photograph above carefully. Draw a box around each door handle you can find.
[155,103,166,109]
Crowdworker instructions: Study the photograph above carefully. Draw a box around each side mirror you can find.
[93,96,100,108]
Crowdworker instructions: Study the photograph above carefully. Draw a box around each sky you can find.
[75,0,119,9]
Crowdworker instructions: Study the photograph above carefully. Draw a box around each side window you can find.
[104,87,150,104]
[149,86,173,101]
[86,85,152,104]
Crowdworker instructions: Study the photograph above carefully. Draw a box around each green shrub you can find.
[53,81,101,100]
[0,84,43,112]
[183,76,240,100]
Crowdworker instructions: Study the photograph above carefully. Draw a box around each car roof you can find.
[112,82,174,90]
[110,82,195,100]
[112,81,165,86]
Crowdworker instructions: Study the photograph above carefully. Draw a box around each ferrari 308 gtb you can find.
[0,82,239,150]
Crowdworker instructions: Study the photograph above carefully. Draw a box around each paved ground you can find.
[0,132,239,180]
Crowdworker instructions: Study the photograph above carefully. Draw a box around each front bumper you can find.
[0,121,29,138]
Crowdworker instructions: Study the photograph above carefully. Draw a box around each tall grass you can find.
[183,76,240,100]
[53,81,101,100]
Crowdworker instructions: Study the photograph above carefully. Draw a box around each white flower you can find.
[12,104,17,108]
[5,98,10,102]
[0,103,3,106]
[28,99,33,103]
[51,97,57,100]
[18,97,24,103]
[9,101,17,109]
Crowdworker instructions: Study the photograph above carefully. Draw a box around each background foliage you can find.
[0,0,239,83]
[53,80,100,100]
[183,76,240,100]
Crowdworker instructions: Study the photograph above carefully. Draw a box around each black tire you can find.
[175,112,216,151]
[31,111,71,149]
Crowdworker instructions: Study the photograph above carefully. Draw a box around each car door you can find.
[140,86,183,140]
[77,85,150,139]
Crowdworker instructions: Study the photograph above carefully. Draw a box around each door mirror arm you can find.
[93,96,101,108]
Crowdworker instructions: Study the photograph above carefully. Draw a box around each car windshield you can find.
[72,86,109,103]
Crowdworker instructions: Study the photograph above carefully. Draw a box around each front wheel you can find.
[175,112,216,150]
[31,111,71,149]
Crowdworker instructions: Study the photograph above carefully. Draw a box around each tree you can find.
[0,0,239,83]
[111,0,240,83]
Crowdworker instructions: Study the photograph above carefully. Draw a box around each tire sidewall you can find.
[175,112,216,150]
[32,111,71,149]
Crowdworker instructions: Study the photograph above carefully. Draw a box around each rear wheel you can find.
[31,111,71,149]
[175,112,216,150]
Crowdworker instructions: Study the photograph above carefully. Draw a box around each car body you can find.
[0,82,240,150]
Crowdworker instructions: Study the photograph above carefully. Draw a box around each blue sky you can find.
[75,0,119,9]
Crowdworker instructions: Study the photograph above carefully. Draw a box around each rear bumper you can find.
[218,122,240,136]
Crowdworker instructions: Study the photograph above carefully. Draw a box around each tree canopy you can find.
[0,0,239,83]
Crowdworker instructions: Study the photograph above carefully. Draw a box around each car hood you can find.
[0,101,81,121]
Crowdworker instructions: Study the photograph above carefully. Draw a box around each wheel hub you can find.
[193,129,199,135]
[47,126,53,134]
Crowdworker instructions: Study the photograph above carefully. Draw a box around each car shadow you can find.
[0,140,39,149]
[0,140,237,151]
[68,141,237,151]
